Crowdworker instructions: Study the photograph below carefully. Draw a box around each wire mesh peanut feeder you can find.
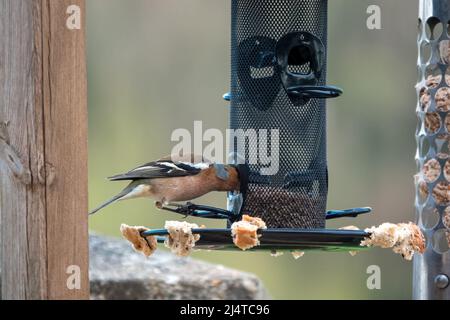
[142,0,372,252]
[414,0,450,300]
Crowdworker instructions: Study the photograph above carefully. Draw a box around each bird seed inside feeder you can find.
[244,184,325,229]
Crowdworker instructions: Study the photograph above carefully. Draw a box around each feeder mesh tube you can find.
[414,0,450,300]
[228,0,328,228]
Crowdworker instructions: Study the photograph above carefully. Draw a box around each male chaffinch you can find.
[89,155,240,215]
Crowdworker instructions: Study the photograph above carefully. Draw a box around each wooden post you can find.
[0,0,89,299]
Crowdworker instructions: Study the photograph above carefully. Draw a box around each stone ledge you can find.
[89,234,269,300]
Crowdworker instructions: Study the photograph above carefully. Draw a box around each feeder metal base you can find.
[143,228,369,252]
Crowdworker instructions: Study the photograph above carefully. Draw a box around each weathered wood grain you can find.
[0,0,89,299]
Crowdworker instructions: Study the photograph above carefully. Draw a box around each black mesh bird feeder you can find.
[144,0,372,252]
[227,0,341,229]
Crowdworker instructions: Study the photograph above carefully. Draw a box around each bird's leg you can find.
[155,201,193,218]
[165,202,186,208]
[156,201,234,220]
[167,202,191,218]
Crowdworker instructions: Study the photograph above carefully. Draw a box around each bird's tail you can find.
[88,189,130,216]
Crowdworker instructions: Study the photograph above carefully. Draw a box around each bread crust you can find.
[361,222,426,260]
[120,224,158,257]
[231,215,267,250]
[164,221,201,257]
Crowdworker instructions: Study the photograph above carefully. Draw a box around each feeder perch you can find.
[414,0,450,300]
[145,0,372,252]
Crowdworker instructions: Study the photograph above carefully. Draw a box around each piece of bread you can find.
[270,250,284,257]
[241,214,267,228]
[361,222,426,260]
[231,215,267,251]
[164,220,200,257]
[291,251,305,260]
[120,224,157,257]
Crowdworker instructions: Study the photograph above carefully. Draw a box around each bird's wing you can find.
[108,159,210,181]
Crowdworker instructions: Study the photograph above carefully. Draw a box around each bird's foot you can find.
[156,201,236,220]
[155,201,194,218]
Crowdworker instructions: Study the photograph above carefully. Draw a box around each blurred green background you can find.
[87,0,418,299]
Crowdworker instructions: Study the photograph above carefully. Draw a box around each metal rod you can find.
[414,0,450,300]
[325,207,372,220]
[142,228,370,252]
